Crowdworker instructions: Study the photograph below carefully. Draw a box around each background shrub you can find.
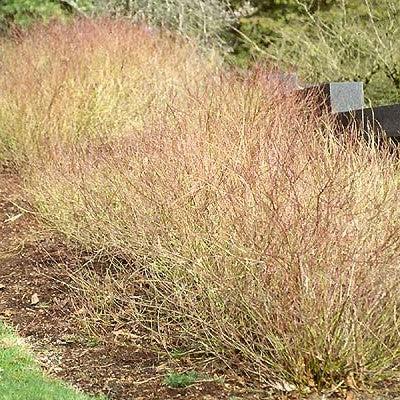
[0,0,93,32]
[2,0,398,105]
[98,0,238,48]
[232,0,400,105]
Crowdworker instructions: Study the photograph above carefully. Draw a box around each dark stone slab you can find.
[300,82,364,113]
[297,78,400,139]
[337,104,400,138]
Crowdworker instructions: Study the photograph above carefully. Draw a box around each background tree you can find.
[0,0,92,33]
[231,0,400,104]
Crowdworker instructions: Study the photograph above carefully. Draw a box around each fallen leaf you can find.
[30,293,40,305]
[0,284,5,291]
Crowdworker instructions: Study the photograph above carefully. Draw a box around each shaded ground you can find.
[1,169,400,400]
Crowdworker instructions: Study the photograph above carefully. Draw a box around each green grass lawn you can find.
[0,322,104,400]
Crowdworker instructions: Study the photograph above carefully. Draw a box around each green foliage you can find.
[0,0,94,32]
[0,0,64,29]
[232,0,400,105]
[232,1,321,57]
[231,0,347,62]
[269,0,400,105]
[164,371,199,388]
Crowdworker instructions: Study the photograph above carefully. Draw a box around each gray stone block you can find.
[329,82,364,113]
[299,82,364,113]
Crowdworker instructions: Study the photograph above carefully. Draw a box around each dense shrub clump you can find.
[1,20,400,392]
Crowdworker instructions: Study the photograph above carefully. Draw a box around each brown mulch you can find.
[1,169,399,400]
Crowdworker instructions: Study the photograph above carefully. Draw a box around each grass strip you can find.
[0,322,104,400]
